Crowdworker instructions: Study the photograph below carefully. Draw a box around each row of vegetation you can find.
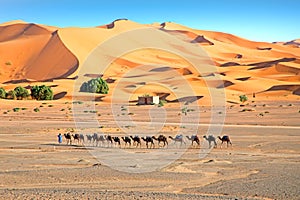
[0,85,53,100]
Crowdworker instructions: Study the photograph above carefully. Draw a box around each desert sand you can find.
[0,19,299,199]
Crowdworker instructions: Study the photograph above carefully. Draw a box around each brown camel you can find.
[203,135,217,148]
[130,135,141,148]
[141,136,155,149]
[72,134,80,145]
[152,135,168,147]
[218,135,232,148]
[186,135,200,147]
[64,133,72,145]
[169,134,186,146]
[122,136,132,148]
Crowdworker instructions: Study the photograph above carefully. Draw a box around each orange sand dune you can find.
[0,23,78,82]
[0,20,299,102]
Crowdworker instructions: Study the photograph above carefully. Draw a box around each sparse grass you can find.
[262,104,266,107]
[39,105,44,108]
[259,113,264,117]
[264,111,270,114]
[21,108,27,110]
[99,126,104,128]
[5,61,12,66]
[3,112,7,114]
[158,100,167,107]
[48,105,53,107]
[73,101,83,104]
[240,108,255,112]
[42,102,47,105]
[121,108,127,111]
[181,107,195,115]
[288,104,293,106]
[60,109,65,111]
[13,108,20,112]
[128,112,134,115]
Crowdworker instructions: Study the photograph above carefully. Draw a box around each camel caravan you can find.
[58,132,232,149]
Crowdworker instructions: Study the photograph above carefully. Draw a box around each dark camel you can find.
[218,135,232,148]
[152,135,168,147]
[130,135,141,148]
[142,136,155,149]
[112,136,121,147]
[64,133,72,145]
[72,134,80,145]
[186,135,200,147]
[105,135,113,147]
[122,136,132,148]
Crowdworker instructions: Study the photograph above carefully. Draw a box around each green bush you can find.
[31,85,53,100]
[14,86,30,100]
[239,95,248,103]
[6,90,17,100]
[13,108,20,112]
[80,78,109,94]
[158,100,167,107]
[0,87,6,99]
[33,108,40,112]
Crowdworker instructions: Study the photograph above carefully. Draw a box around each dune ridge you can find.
[0,20,299,102]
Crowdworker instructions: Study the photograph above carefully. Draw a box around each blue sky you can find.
[1,0,299,42]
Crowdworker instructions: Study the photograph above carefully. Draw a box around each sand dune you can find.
[0,23,78,82]
[0,20,299,102]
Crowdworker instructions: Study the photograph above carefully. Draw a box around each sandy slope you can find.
[0,20,299,103]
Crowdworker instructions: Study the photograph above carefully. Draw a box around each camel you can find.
[121,136,131,148]
[86,134,93,144]
[64,133,72,145]
[72,134,80,145]
[92,133,98,144]
[203,135,217,148]
[141,136,155,149]
[186,135,200,147]
[92,133,105,147]
[112,136,121,147]
[105,135,113,147]
[152,135,168,147]
[169,134,186,146]
[130,135,141,148]
[218,135,232,148]
[78,134,84,144]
